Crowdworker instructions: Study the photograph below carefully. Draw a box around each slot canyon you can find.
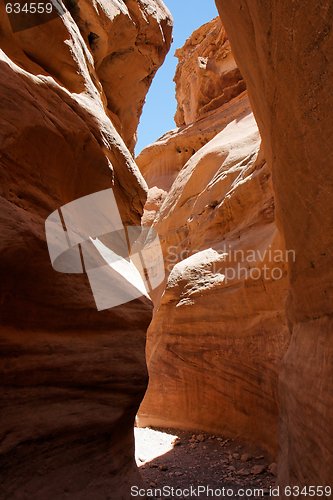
[0,0,332,499]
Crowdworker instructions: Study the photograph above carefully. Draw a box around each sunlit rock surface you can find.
[138,18,290,456]
[215,0,333,489]
[174,17,245,127]
[0,1,172,498]
[137,17,247,225]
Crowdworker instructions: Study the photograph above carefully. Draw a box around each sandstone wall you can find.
[174,17,245,127]
[215,0,333,489]
[0,1,172,498]
[137,17,247,226]
[138,18,290,456]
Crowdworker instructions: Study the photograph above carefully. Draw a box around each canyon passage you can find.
[0,0,332,499]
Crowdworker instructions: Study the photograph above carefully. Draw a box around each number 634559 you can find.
[5,3,53,14]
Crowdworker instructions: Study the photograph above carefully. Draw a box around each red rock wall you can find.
[0,1,172,498]
[215,0,333,489]
[137,17,247,225]
[137,18,290,456]
[174,17,245,127]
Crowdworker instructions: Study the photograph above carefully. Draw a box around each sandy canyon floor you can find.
[135,427,276,499]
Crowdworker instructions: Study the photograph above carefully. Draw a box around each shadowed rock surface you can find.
[215,0,333,491]
[0,1,172,498]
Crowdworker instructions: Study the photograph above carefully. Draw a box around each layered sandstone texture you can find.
[0,1,172,499]
[215,0,333,489]
[138,18,290,455]
[137,17,247,224]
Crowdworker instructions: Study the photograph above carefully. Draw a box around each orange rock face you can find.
[215,0,333,489]
[137,17,247,226]
[137,18,290,455]
[174,17,245,127]
[0,1,171,498]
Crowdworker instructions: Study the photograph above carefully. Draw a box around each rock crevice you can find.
[137,16,290,458]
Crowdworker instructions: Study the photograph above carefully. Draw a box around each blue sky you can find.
[135,0,218,155]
